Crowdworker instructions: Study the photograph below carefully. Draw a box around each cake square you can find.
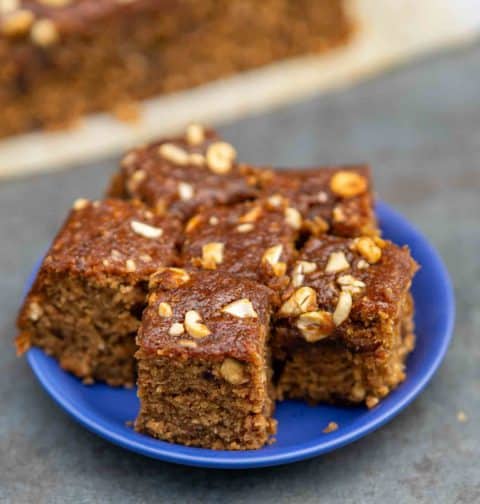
[135,268,277,450]
[273,235,418,407]
[182,199,300,289]
[257,165,377,237]
[16,198,181,386]
[107,125,258,221]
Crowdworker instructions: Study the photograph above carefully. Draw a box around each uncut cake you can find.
[17,123,418,450]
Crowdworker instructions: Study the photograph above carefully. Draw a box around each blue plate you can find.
[26,201,454,469]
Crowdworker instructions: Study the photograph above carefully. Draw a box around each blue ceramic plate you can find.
[26,202,454,469]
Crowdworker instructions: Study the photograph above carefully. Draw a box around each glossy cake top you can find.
[257,164,376,237]
[111,125,258,221]
[42,198,180,280]
[182,198,300,286]
[138,269,274,361]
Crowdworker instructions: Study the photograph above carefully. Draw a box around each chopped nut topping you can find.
[185,123,205,146]
[221,298,258,318]
[332,291,352,326]
[31,18,58,47]
[125,259,136,272]
[304,216,329,236]
[28,301,43,322]
[140,254,152,263]
[291,261,317,287]
[184,310,211,338]
[323,421,339,433]
[298,261,317,274]
[1,9,34,36]
[278,287,318,317]
[158,143,189,165]
[158,302,173,317]
[102,259,110,267]
[291,264,304,288]
[178,181,194,201]
[330,171,368,198]
[209,216,219,225]
[178,339,197,348]
[357,259,369,269]
[337,274,366,294]
[236,223,254,233]
[0,0,19,14]
[296,311,334,342]
[185,214,202,233]
[353,237,382,264]
[127,169,146,192]
[220,358,249,385]
[262,245,286,277]
[206,142,237,174]
[284,207,302,229]
[73,198,89,210]
[130,220,163,238]
[111,249,122,261]
[201,242,224,269]
[337,275,366,288]
[168,322,185,336]
[238,205,262,223]
[152,267,191,289]
[317,191,328,203]
[267,194,287,209]
[189,153,205,166]
[325,251,350,273]
[332,205,346,223]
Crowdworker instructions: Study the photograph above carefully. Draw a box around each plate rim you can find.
[25,201,455,469]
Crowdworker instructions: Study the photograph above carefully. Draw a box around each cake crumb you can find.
[323,421,339,433]
[457,410,468,423]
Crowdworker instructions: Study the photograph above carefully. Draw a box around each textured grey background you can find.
[1,43,479,504]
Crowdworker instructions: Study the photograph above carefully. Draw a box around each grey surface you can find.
[1,43,479,504]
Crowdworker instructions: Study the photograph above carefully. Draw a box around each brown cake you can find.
[16,198,181,386]
[182,198,300,289]
[0,0,352,138]
[135,268,277,449]
[273,235,418,406]
[107,125,258,221]
[16,125,419,450]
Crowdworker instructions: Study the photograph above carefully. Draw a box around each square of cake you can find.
[135,268,277,450]
[182,199,300,289]
[257,165,377,237]
[273,235,418,407]
[107,124,258,221]
[16,199,181,386]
